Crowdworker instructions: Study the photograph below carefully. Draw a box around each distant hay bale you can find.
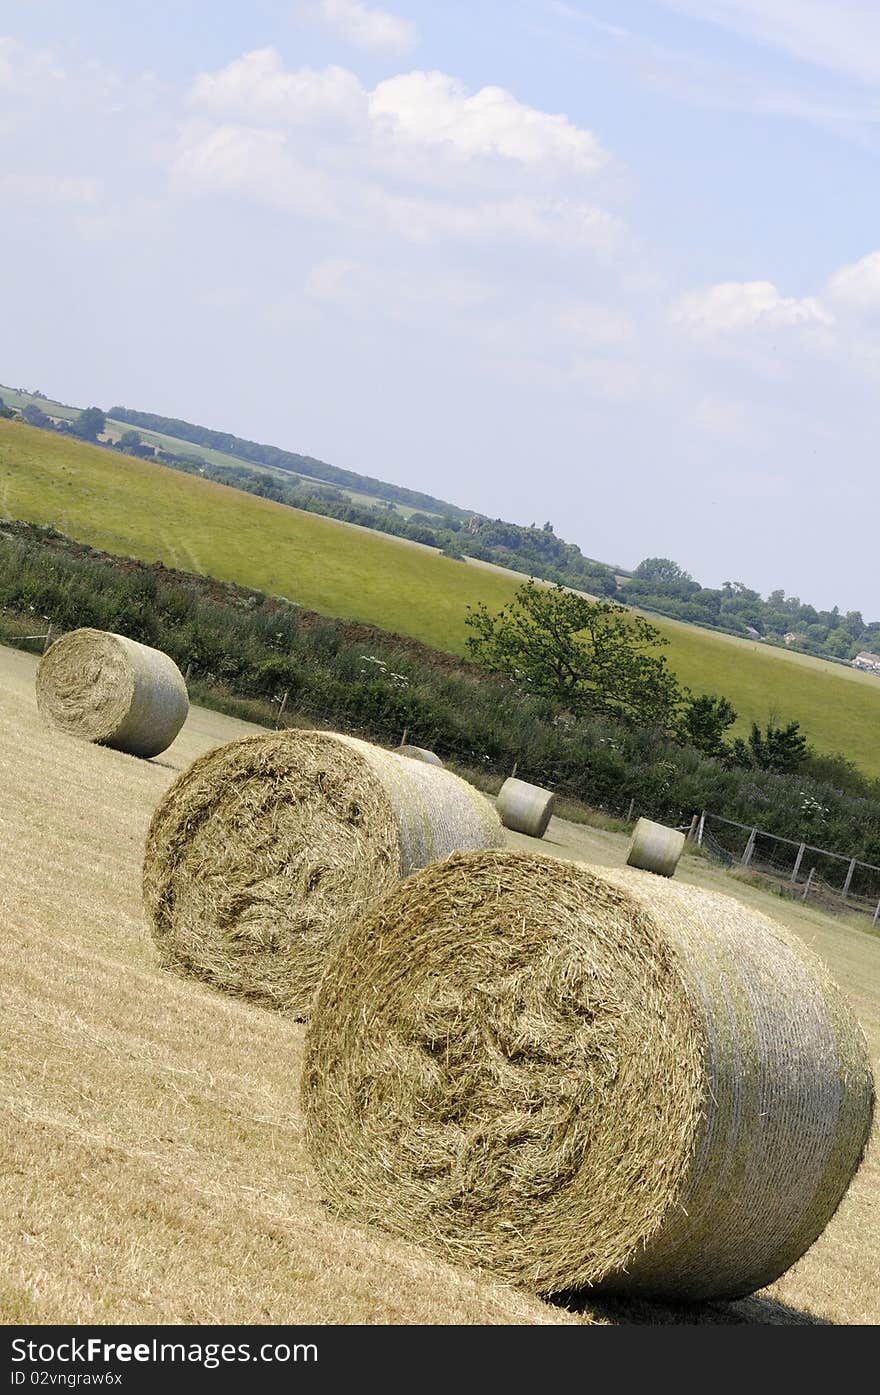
[143,730,503,1018]
[302,850,874,1300]
[36,628,188,759]
[398,745,443,767]
[627,817,685,877]
[497,776,555,839]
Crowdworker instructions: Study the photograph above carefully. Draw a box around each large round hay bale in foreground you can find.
[143,730,503,1018]
[303,850,874,1300]
[36,628,188,759]
[627,816,685,877]
[397,745,443,766]
[497,776,555,838]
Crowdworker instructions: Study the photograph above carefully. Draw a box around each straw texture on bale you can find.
[302,850,874,1300]
[143,730,503,1017]
[397,745,443,766]
[627,817,686,878]
[36,628,188,759]
[497,776,555,839]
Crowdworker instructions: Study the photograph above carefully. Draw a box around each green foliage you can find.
[731,720,809,774]
[0,397,13,421]
[625,558,880,663]
[22,403,52,429]
[679,692,738,756]
[72,407,106,441]
[465,581,682,727]
[2,521,880,864]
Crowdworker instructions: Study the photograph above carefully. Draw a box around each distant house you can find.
[852,652,880,673]
[745,626,762,640]
[783,632,800,646]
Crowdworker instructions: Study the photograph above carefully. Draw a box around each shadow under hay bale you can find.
[36,628,188,759]
[302,850,874,1301]
[397,745,443,766]
[143,730,503,1018]
[497,776,555,838]
[626,817,685,877]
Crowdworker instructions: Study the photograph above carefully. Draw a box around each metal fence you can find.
[697,811,880,925]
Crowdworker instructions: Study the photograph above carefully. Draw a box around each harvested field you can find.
[0,644,877,1325]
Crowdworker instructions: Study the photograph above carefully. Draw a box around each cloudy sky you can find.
[2,1,879,613]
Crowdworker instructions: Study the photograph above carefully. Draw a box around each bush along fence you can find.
[697,811,880,925]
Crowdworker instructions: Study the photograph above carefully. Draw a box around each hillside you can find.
[3,416,880,774]
[0,385,454,521]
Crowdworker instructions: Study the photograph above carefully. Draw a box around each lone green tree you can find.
[72,406,106,441]
[465,580,682,727]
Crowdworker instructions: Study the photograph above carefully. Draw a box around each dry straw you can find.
[627,816,686,877]
[36,628,188,759]
[398,745,443,766]
[143,729,503,1018]
[497,776,555,839]
[303,849,874,1300]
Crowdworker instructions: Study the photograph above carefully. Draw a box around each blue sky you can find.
[2,1,879,613]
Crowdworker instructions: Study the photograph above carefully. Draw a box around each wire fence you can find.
[697,811,880,925]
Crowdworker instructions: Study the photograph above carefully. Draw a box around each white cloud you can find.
[306,0,417,53]
[672,279,831,334]
[171,123,337,216]
[189,52,607,175]
[827,250,880,315]
[368,70,606,172]
[658,2,880,84]
[174,51,618,251]
[190,48,364,125]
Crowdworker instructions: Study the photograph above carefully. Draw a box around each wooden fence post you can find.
[802,867,815,902]
[696,811,705,847]
[741,827,757,866]
[42,624,53,653]
[842,857,857,900]
[275,689,289,729]
[626,797,635,823]
[790,842,806,884]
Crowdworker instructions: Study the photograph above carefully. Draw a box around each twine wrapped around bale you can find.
[627,817,685,877]
[36,628,188,759]
[143,730,503,1017]
[398,745,443,767]
[497,776,555,839]
[302,850,874,1300]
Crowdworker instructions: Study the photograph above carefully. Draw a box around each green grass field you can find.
[3,417,880,773]
[0,384,435,519]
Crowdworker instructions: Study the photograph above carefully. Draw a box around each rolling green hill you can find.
[0,384,433,519]
[3,416,880,774]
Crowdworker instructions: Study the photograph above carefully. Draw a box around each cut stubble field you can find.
[0,645,877,1325]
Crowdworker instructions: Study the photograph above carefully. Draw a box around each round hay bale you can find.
[302,850,874,1300]
[36,628,188,759]
[398,745,443,767]
[497,776,555,839]
[627,817,685,877]
[143,730,503,1018]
